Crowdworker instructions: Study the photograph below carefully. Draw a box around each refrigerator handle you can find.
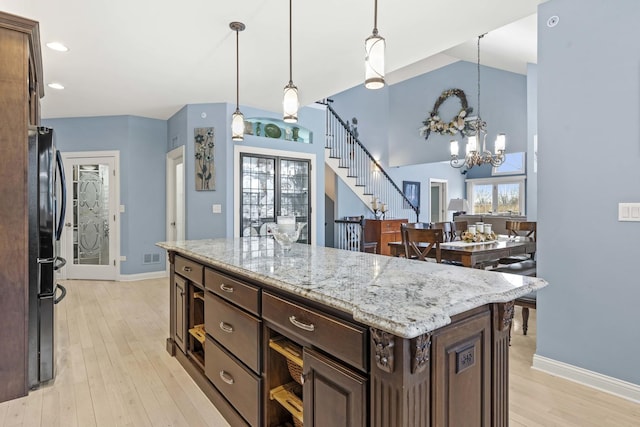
[54,256,67,271]
[53,284,67,305]
[55,150,67,241]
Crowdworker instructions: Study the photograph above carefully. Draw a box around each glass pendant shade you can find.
[365,33,385,89]
[283,82,299,123]
[231,109,244,141]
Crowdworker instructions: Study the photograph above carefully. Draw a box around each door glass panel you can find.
[472,184,493,214]
[241,155,275,236]
[430,186,440,222]
[73,164,110,265]
[279,158,309,243]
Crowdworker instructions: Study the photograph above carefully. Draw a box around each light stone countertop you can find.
[157,237,548,339]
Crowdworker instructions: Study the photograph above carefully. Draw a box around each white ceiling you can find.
[1,0,541,120]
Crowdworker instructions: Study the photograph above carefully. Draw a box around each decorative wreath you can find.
[419,88,474,140]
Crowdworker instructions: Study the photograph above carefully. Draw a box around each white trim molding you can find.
[532,354,640,404]
[119,270,168,282]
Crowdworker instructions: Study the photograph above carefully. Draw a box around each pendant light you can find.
[283,0,299,123]
[230,22,246,141]
[365,0,385,89]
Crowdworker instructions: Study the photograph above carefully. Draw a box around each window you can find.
[492,152,525,176]
[466,176,525,215]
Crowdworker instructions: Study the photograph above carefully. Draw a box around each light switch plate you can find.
[618,203,640,221]
[212,204,222,214]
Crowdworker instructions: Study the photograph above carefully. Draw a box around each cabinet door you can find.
[303,348,367,427]
[174,275,187,353]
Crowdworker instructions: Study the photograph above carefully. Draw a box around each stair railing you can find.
[322,101,419,222]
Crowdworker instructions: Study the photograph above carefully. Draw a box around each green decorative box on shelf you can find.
[244,117,312,144]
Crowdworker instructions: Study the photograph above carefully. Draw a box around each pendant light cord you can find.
[373,0,378,35]
[236,28,240,110]
[477,34,483,120]
[289,0,293,84]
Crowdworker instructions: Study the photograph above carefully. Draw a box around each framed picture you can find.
[403,181,420,209]
[194,127,215,190]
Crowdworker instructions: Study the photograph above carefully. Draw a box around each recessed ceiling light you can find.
[46,42,69,52]
[48,83,65,90]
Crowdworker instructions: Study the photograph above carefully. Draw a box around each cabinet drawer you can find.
[262,292,366,371]
[205,337,261,427]
[205,292,261,373]
[175,255,203,286]
[205,268,260,316]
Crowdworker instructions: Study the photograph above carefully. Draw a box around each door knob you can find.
[170,222,176,226]
[65,222,72,227]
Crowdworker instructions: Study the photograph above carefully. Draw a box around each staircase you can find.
[323,102,419,222]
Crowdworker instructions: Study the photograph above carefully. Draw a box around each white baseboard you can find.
[118,270,168,282]
[532,354,640,403]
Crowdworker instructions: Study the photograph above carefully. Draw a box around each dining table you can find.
[388,236,536,268]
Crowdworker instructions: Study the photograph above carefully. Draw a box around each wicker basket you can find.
[286,358,304,385]
[292,417,303,427]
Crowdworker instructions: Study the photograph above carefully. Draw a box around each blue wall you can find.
[167,103,326,246]
[389,61,527,166]
[537,0,640,385]
[526,63,538,220]
[174,103,230,240]
[42,115,168,275]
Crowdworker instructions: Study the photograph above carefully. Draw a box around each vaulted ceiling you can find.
[2,0,542,120]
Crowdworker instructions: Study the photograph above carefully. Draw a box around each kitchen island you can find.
[157,237,548,427]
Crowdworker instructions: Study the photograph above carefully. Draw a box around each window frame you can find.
[465,175,526,215]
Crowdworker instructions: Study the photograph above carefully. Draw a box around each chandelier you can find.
[450,34,506,169]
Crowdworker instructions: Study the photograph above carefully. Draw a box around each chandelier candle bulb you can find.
[495,133,506,153]
[450,140,459,156]
[467,135,478,153]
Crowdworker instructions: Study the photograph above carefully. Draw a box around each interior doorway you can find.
[59,151,120,280]
[166,146,186,247]
[429,179,448,223]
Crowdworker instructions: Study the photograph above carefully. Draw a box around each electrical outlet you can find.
[212,204,222,214]
[120,255,126,261]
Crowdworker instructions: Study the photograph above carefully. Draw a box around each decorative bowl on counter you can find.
[271,222,306,251]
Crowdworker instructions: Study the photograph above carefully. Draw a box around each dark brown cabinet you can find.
[303,348,367,427]
[164,250,512,427]
[0,12,43,403]
[174,275,187,353]
[364,218,408,255]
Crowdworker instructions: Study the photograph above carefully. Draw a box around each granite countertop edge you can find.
[157,239,548,339]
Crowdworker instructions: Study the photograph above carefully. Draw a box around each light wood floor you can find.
[1,278,639,426]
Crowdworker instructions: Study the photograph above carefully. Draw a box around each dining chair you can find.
[498,221,537,265]
[401,224,443,262]
[432,222,453,242]
[358,216,378,253]
[451,221,468,241]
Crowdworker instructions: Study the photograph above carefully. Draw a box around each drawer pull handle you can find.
[220,283,234,293]
[219,322,234,333]
[182,266,192,272]
[289,316,315,332]
[219,371,234,385]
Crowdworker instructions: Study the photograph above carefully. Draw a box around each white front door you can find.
[61,152,119,280]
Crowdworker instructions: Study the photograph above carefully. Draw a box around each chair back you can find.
[401,224,443,262]
[451,221,468,241]
[358,216,377,253]
[432,221,453,242]
[506,221,536,241]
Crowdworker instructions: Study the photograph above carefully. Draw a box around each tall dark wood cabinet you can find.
[0,12,44,403]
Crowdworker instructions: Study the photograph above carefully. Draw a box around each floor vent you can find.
[143,253,161,264]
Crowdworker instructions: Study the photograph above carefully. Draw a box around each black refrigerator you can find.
[27,126,67,388]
